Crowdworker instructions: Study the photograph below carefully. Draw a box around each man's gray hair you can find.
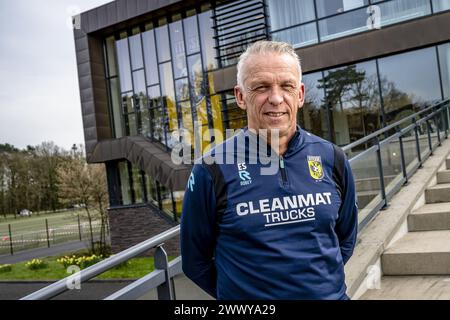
[236,40,302,88]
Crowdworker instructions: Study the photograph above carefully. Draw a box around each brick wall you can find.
[107,204,180,257]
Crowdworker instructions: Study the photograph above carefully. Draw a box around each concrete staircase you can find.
[361,157,450,299]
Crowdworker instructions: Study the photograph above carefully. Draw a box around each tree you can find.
[57,158,109,255]
[34,142,64,213]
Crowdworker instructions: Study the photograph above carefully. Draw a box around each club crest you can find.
[307,156,324,180]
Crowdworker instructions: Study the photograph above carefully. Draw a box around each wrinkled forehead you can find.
[242,53,302,84]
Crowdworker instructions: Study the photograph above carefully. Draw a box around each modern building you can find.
[74,0,450,254]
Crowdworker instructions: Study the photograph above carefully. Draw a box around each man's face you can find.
[234,53,305,139]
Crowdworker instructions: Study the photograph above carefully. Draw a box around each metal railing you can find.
[21,99,450,300]
[343,99,450,228]
[20,226,181,300]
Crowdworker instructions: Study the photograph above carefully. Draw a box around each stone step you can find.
[437,170,450,184]
[408,203,450,231]
[360,276,450,300]
[356,190,379,208]
[355,176,396,192]
[381,230,450,275]
[425,183,450,204]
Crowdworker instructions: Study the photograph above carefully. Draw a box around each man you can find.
[181,41,358,300]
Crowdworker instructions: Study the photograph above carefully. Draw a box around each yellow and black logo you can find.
[307,156,324,180]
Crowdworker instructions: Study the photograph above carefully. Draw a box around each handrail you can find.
[342,99,449,152]
[20,225,180,300]
[345,99,450,228]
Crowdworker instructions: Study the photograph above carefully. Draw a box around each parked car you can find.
[18,209,33,217]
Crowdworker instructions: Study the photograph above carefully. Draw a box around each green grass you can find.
[0,209,103,255]
[0,256,157,281]
[0,209,100,234]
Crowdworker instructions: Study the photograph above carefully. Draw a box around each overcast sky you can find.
[0,0,112,151]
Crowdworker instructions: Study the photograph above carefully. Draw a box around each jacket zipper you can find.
[280,156,288,183]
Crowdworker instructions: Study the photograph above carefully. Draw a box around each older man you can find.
[181,41,358,300]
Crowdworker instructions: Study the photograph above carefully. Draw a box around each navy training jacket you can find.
[180,126,358,300]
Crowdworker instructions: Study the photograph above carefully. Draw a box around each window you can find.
[267,0,315,30]
[433,0,450,12]
[188,54,204,103]
[323,61,382,146]
[183,15,200,55]
[272,22,318,48]
[131,165,144,204]
[142,30,159,86]
[116,38,132,92]
[198,11,217,70]
[377,0,431,28]
[299,72,329,140]
[378,47,441,125]
[105,36,118,77]
[109,78,124,138]
[318,6,369,41]
[438,43,450,99]
[118,162,132,205]
[155,25,171,62]
[169,21,187,79]
[316,0,368,18]
[129,34,144,70]
[221,92,247,131]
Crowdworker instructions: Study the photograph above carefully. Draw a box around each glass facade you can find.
[433,0,450,12]
[439,43,450,99]
[300,46,446,147]
[268,0,450,48]
[104,5,222,154]
[113,160,182,220]
[299,71,329,139]
[325,61,382,145]
[378,47,441,124]
[101,1,450,219]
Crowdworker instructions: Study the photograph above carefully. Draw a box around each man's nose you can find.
[268,87,283,105]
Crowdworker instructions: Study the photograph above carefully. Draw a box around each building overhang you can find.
[89,136,192,191]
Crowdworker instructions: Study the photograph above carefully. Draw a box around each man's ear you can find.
[298,83,305,110]
[234,86,247,111]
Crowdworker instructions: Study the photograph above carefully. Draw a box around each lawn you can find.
[0,209,103,255]
[0,256,157,281]
[0,209,100,234]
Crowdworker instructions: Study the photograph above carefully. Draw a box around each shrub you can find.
[0,264,12,273]
[25,259,47,270]
[57,254,103,269]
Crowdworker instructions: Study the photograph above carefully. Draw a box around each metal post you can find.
[413,117,422,167]
[443,105,447,136]
[426,119,432,154]
[435,112,441,146]
[154,245,175,300]
[398,128,408,185]
[375,137,388,209]
[445,105,449,138]
[8,224,13,255]
[78,214,82,241]
[45,219,50,248]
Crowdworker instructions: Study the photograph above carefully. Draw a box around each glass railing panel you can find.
[271,22,318,49]
[349,147,382,223]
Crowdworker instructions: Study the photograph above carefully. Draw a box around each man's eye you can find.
[282,84,295,90]
[254,86,267,91]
